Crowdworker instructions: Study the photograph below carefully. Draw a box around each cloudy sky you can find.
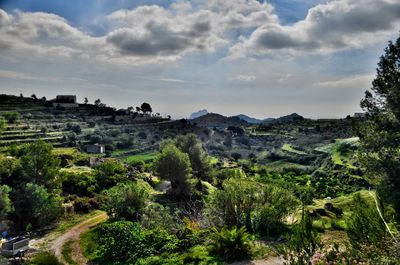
[0,0,399,119]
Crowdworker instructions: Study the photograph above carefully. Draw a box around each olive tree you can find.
[154,143,192,199]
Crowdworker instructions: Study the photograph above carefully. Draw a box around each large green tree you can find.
[154,143,192,199]
[175,134,212,182]
[13,183,61,229]
[21,140,60,190]
[358,35,400,216]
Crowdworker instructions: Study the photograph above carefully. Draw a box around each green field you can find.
[281,143,307,155]
[124,152,158,163]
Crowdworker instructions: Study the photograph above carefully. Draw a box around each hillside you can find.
[190,113,248,128]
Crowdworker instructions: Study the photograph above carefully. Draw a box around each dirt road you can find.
[30,211,108,265]
[53,212,107,264]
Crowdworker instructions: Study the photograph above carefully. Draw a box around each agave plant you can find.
[209,226,252,261]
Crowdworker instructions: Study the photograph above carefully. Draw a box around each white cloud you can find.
[0,70,86,83]
[312,74,375,89]
[230,0,400,57]
[0,1,279,65]
[229,74,257,82]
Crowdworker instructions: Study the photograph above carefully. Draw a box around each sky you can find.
[0,0,399,119]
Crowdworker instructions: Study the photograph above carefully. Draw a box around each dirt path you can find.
[30,211,108,265]
[52,212,108,264]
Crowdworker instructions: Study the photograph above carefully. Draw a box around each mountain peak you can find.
[189,109,208,119]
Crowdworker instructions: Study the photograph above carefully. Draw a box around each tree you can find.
[21,140,60,190]
[347,193,386,250]
[3,112,19,124]
[0,155,20,188]
[206,178,298,234]
[102,181,150,221]
[0,117,6,134]
[94,159,128,190]
[140,102,152,114]
[13,183,61,229]
[31,94,37,100]
[0,185,13,220]
[175,134,212,182]
[84,97,88,104]
[357,35,400,216]
[154,143,192,199]
[94,98,105,107]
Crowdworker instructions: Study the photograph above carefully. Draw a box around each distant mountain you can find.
[234,114,276,124]
[262,118,275,123]
[233,114,263,124]
[189,109,208,120]
[263,113,304,124]
[191,113,248,128]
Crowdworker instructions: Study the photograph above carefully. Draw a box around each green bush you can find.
[28,251,62,265]
[209,226,252,261]
[206,178,298,233]
[102,181,151,221]
[3,111,19,124]
[347,193,386,250]
[94,159,127,190]
[279,215,322,265]
[95,221,145,263]
[89,221,183,264]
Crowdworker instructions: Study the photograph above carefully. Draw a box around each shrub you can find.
[102,180,151,221]
[3,111,19,124]
[59,167,96,196]
[347,193,386,250]
[94,159,128,190]
[95,221,145,263]
[206,178,298,233]
[28,251,62,265]
[279,215,322,265]
[209,226,252,261]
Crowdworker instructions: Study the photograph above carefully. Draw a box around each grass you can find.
[52,147,79,156]
[61,240,78,265]
[306,190,374,232]
[55,210,104,234]
[111,148,140,156]
[264,160,310,172]
[210,156,219,165]
[125,152,158,163]
[311,190,373,214]
[281,143,307,155]
[80,229,100,261]
[315,137,359,168]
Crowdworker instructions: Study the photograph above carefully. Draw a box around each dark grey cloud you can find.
[106,17,216,56]
[106,24,192,56]
[256,30,302,49]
